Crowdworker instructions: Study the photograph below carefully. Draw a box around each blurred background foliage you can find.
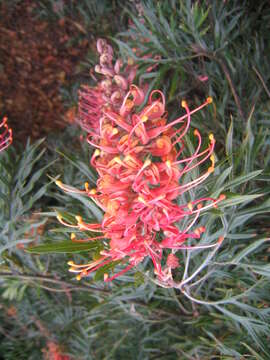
[0,0,270,359]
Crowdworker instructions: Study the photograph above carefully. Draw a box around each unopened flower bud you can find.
[167,254,179,269]
[100,53,113,66]
[97,38,106,54]
[114,75,128,90]
[114,59,123,74]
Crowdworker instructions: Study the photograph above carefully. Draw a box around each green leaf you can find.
[94,260,122,281]
[232,238,270,264]
[225,117,233,159]
[224,170,263,190]
[26,240,99,254]
[219,193,263,208]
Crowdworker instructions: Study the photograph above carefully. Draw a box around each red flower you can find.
[0,117,12,152]
[57,83,225,286]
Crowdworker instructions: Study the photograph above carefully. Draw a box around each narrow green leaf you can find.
[225,117,233,159]
[224,170,263,190]
[232,238,270,264]
[219,193,263,208]
[26,240,99,254]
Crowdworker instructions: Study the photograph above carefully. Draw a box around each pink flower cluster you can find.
[57,40,225,286]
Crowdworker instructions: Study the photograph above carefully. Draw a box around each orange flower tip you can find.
[208,166,214,174]
[55,180,63,187]
[75,216,83,224]
[181,100,187,108]
[90,189,97,195]
[207,96,213,104]
[67,261,74,266]
[219,194,226,201]
[194,229,200,236]
[84,182,89,191]
[197,203,203,210]
[70,233,76,240]
[209,133,214,142]
[104,273,109,281]
[187,202,193,211]
[199,226,206,233]
[128,99,135,107]
[128,57,134,66]
[94,149,101,157]
[76,274,81,281]
[218,236,225,244]
[194,129,199,136]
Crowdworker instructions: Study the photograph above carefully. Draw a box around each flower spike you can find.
[58,40,225,287]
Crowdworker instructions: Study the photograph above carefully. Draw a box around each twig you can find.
[217,58,245,121]
[0,272,109,294]
[253,66,270,99]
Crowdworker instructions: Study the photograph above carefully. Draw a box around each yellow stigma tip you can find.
[210,155,215,163]
[209,133,214,141]
[113,156,121,164]
[138,196,147,204]
[67,261,74,266]
[208,166,214,173]
[207,96,213,104]
[187,202,193,211]
[94,149,101,156]
[181,100,187,108]
[141,115,148,122]
[85,182,89,191]
[71,233,76,240]
[112,128,118,135]
[56,215,62,222]
[194,129,199,136]
[90,189,97,195]
[76,216,83,223]
[55,180,63,187]
[144,158,151,167]
[76,275,81,281]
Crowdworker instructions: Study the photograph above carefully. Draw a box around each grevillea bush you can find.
[55,39,226,286]
[2,2,270,358]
